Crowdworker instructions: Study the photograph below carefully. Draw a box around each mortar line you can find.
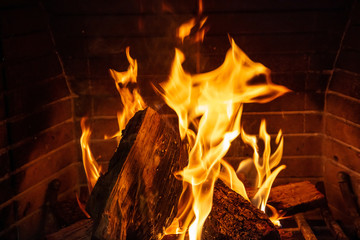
[0,161,82,210]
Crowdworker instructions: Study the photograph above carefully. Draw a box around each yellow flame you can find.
[239,119,286,213]
[267,204,287,227]
[78,47,145,212]
[107,47,146,142]
[158,38,289,240]
[80,118,102,193]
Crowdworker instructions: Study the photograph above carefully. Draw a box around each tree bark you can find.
[203,181,280,240]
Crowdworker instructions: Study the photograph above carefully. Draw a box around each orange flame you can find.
[158,38,289,240]
[177,15,207,43]
[107,47,146,142]
[267,204,287,227]
[79,47,145,214]
[80,118,102,193]
[177,18,196,43]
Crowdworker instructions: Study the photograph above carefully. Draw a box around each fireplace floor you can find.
[279,210,336,240]
[45,208,343,240]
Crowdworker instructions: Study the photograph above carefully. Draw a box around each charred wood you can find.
[267,181,326,216]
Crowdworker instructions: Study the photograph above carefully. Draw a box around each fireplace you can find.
[1,0,360,239]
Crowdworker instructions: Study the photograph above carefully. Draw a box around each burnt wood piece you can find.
[316,181,349,240]
[266,181,326,216]
[294,214,317,240]
[338,172,360,239]
[86,107,188,240]
[320,206,349,240]
[45,219,93,240]
[202,181,280,240]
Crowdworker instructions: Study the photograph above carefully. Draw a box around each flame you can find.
[80,118,102,193]
[107,47,146,142]
[80,47,145,194]
[177,18,196,43]
[239,119,286,213]
[177,17,207,43]
[78,47,145,215]
[76,194,91,218]
[267,204,286,227]
[158,38,289,240]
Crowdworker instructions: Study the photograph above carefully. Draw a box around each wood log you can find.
[266,181,326,216]
[87,107,279,239]
[293,214,317,240]
[338,172,360,239]
[203,182,280,240]
[86,107,188,240]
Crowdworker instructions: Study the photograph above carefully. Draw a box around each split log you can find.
[86,107,188,240]
[87,107,279,239]
[267,181,326,216]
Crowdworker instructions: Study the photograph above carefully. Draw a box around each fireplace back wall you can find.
[0,1,83,239]
[1,0,360,239]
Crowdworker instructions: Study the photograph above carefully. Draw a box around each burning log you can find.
[203,182,280,240]
[86,107,279,239]
[86,107,188,240]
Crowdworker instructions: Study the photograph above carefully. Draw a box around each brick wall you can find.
[323,0,360,224]
[0,1,80,239]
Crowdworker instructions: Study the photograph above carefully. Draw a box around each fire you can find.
[239,119,286,213]
[80,47,146,192]
[80,47,145,191]
[157,38,290,240]
[177,17,207,44]
[80,118,102,193]
[106,47,146,142]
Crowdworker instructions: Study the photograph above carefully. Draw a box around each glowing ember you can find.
[80,118,102,193]
[106,47,146,142]
[157,37,289,240]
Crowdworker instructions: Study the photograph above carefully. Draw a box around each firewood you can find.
[266,181,326,216]
[203,181,280,240]
[87,107,279,239]
[86,107,188,240]
[338,172,360,239]
[294,214,317,240]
